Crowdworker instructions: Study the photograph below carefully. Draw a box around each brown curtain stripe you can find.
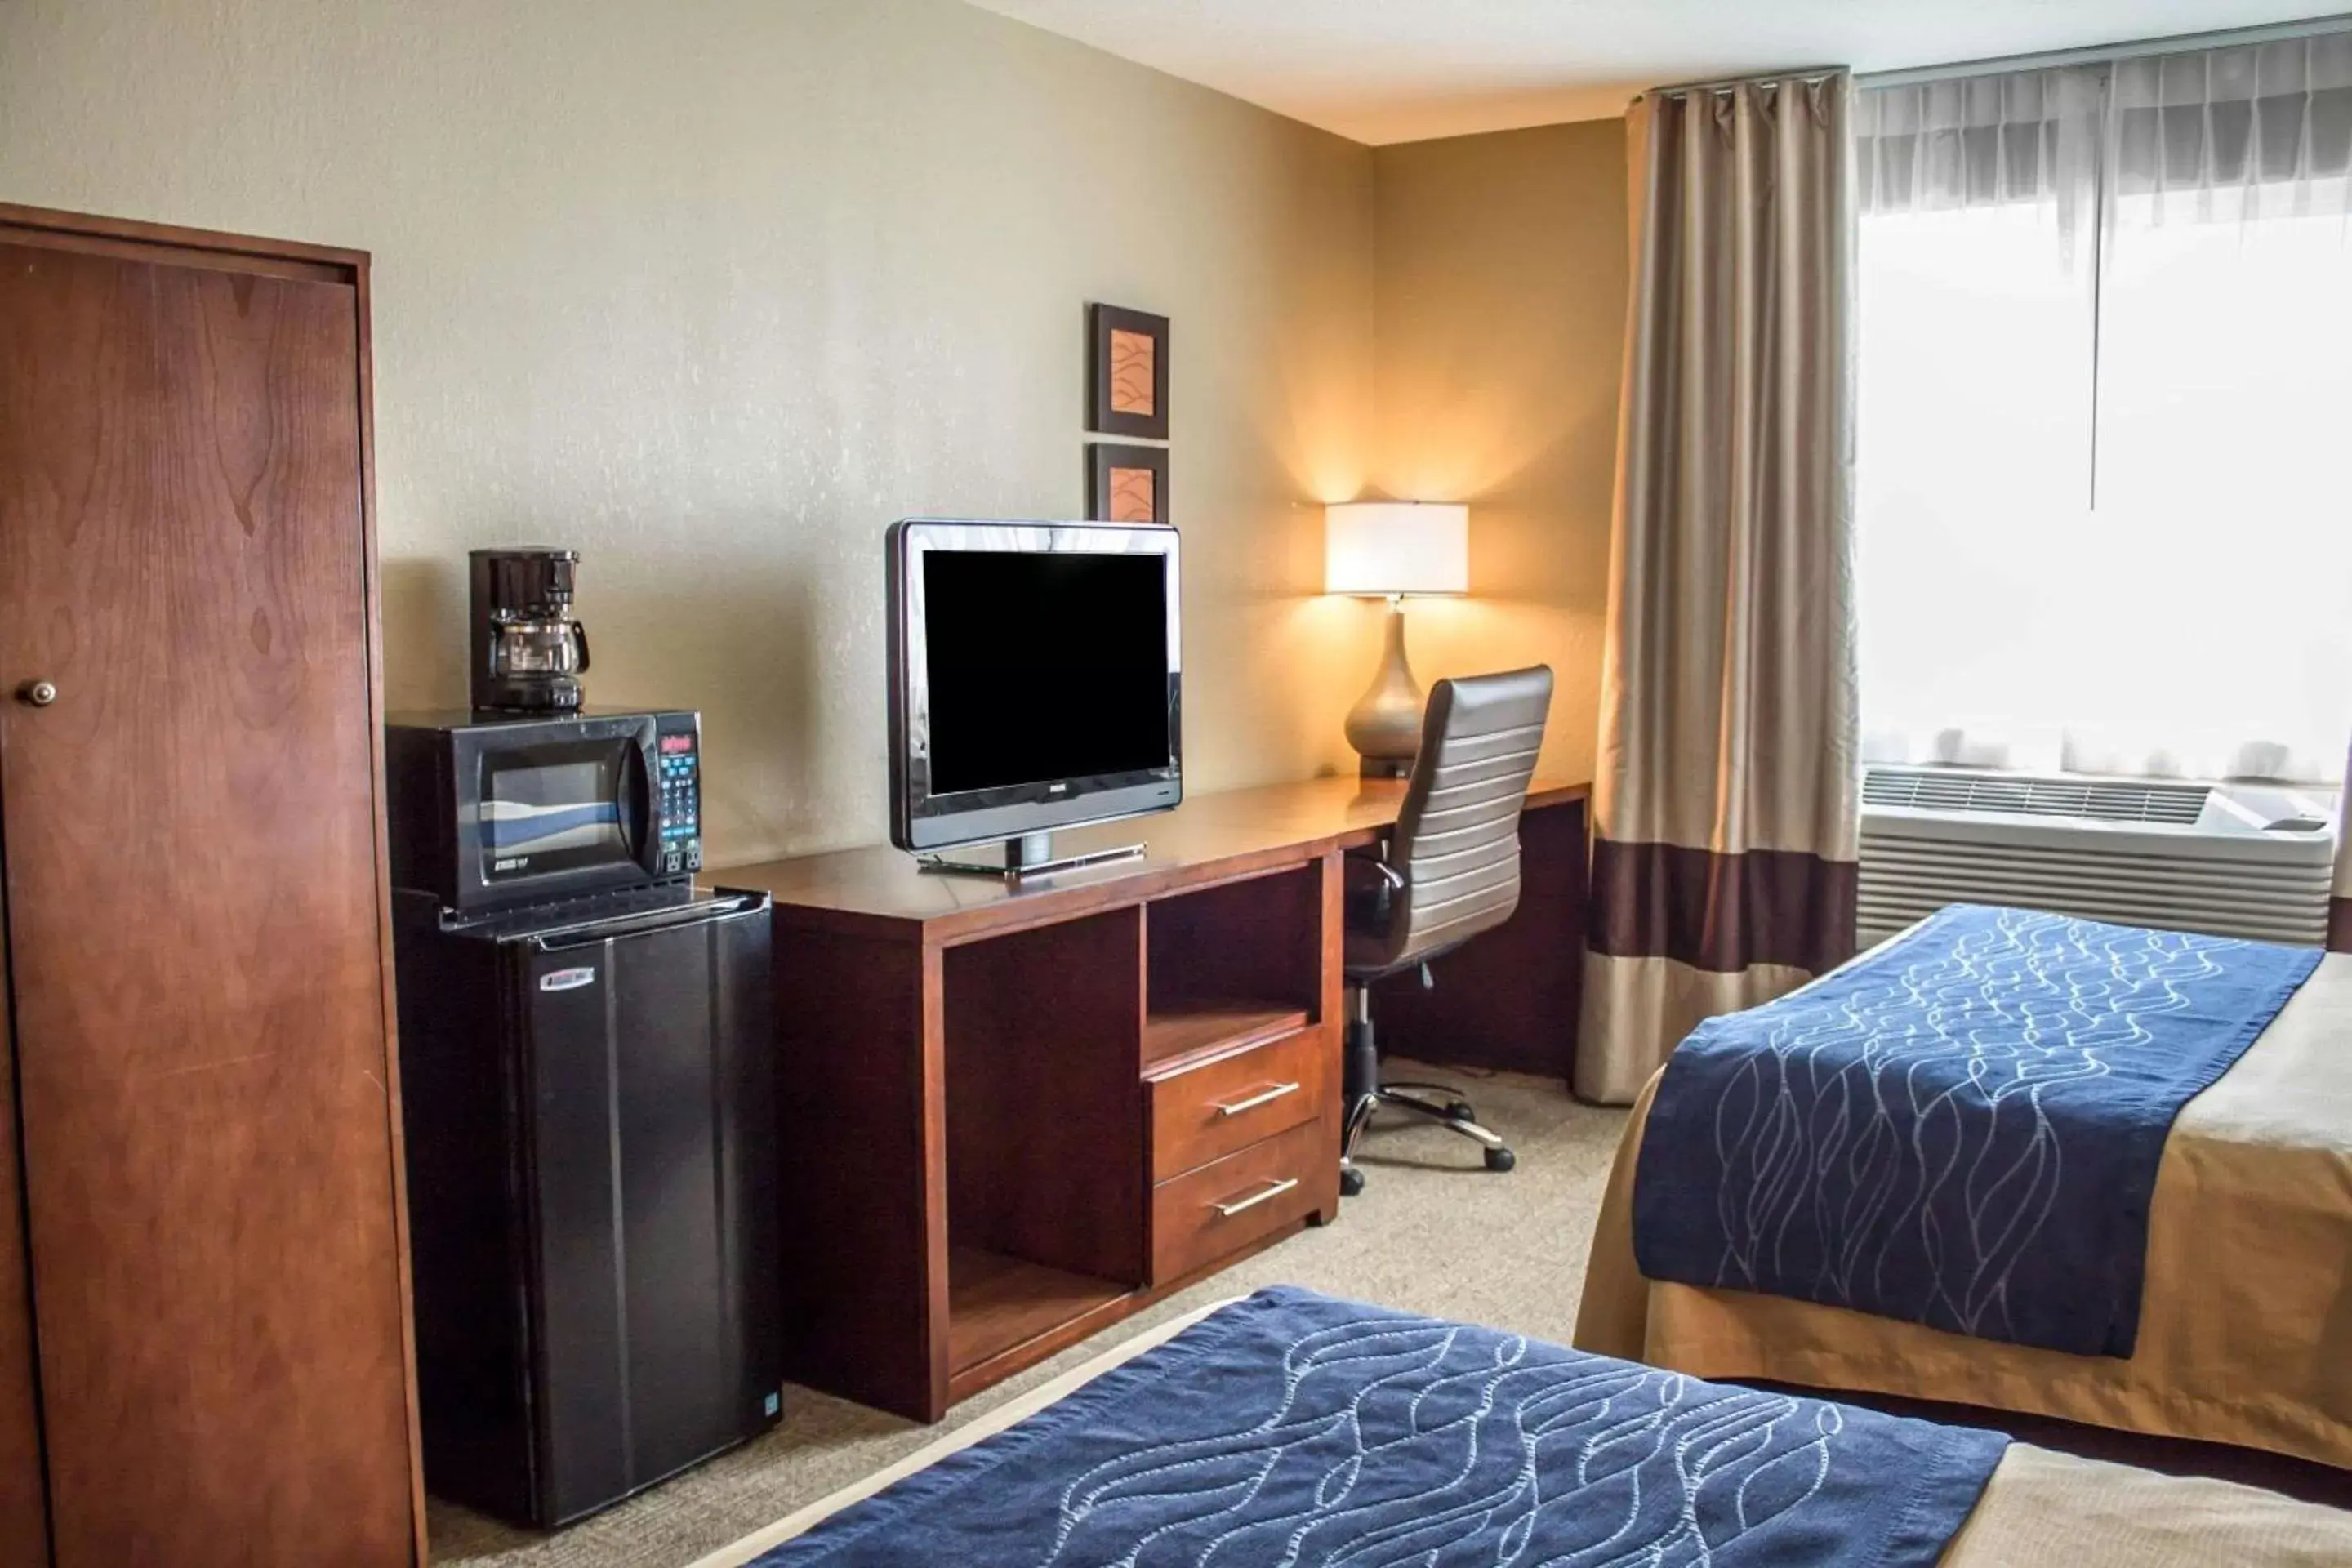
[1588,839,1859,976]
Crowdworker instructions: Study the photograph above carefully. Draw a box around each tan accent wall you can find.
[1369,121,1629,783]
[0,0,1376,862]
[0,0,1629,858]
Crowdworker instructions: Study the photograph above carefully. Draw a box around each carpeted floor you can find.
[427,1061,1628,1567]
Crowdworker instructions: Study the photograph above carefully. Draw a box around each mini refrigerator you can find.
[394,886,782,1528]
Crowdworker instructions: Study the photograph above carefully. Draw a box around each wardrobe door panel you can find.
[0,240,414,1564]
[0,916,47,1564]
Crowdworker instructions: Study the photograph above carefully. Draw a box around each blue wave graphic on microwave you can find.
[483,799,621,854]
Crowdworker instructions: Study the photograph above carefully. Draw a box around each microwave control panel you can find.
[654,717,702,876]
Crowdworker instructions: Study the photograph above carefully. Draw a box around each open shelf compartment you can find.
[946,1247,1129,1374]
[1143,864,1325,1071]
[941,906,1146,1377]
[1142,1004,1310,1071]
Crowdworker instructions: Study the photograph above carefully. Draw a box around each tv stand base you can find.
[918,831,1144,883]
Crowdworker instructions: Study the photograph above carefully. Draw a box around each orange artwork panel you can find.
[1107,465,1156,523]
[1109,328,1156,417]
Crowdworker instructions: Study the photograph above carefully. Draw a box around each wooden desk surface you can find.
[724,776,1590,942]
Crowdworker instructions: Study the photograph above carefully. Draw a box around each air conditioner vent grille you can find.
[1862,768,2210,826]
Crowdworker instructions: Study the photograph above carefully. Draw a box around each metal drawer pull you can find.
[1210,1177,1299,1218]
[1212,1081,1300,1117]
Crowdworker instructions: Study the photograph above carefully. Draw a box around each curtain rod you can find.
[1643,65,1843,100]
[1858,11,2352,90]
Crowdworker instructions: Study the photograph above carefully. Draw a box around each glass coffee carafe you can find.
[470,548,590,711]
[487,613,588,681]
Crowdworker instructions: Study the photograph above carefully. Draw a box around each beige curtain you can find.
[2334,740,2352,951]
[1576,72,1861,1104]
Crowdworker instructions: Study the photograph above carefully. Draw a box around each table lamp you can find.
[1325,501,1468,777]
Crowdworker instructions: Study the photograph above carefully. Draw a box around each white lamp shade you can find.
[1324,501,1468,596]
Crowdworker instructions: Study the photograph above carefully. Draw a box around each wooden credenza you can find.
[0,205,421,1564]
[728,776,1587,1423]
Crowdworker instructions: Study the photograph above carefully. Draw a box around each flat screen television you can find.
[887,519,1182,858]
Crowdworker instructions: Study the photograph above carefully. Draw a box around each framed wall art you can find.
[1088,443,1169,523]
[1087,303,1169,441]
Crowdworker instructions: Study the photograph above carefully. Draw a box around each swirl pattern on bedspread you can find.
[760,1288,2008,1567]
[1046,1314,1844,1565]
[1633,903,2320,1357]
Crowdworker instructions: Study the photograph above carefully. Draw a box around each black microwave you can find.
[385,709,703,915]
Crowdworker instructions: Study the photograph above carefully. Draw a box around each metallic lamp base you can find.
[1343,599,1424,780]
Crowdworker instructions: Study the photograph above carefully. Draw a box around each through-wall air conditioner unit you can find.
[1858,766,2338,949]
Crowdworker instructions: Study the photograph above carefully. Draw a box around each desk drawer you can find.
[1147,1026,1325,1180]
[1151,1120,1323,1285]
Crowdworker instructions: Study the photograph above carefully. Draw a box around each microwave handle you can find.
[618,738,650,862]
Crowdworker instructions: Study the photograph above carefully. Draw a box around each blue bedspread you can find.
[1634,902,2320,1357]
[760,1285,2007,1566]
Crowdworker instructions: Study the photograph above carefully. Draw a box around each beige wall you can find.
[0,0,1627,860]
[1369,120,1628,782]
[0,0,1375,862]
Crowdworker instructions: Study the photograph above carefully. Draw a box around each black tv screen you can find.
[922,550,1172,795]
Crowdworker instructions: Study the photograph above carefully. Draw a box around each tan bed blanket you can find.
[1576,951,2352,1469]
[700,1298,2352,1568]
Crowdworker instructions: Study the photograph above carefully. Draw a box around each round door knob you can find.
[19,680,56,708]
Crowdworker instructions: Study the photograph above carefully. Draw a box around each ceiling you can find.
[963,0,2345,144]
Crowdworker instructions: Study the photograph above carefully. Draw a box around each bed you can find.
[1576,902,2352,1471]
[694,1286,2352,1568]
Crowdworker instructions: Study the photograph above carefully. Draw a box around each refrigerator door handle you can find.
[525,892,769,952]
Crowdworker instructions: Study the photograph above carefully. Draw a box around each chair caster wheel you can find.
[1339,1166,1365,1197]
[1485,1147,1516,1174]
[1445,1101,1476,1122]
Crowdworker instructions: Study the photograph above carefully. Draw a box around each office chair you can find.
[1339,665,1553,1197]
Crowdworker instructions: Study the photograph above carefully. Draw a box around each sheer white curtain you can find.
[1856,34,2352,783]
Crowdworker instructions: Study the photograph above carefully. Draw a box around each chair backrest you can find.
[1370,665,1553,972]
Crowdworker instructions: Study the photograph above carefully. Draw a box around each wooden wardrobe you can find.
[0,205,422,1564]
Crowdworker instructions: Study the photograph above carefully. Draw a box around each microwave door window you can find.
[483,743,635,881]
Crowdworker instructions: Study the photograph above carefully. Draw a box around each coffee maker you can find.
[470,548,590,712]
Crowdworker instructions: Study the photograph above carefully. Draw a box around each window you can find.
[1855,36,2352,783]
